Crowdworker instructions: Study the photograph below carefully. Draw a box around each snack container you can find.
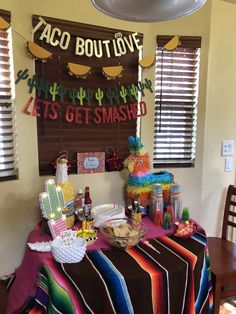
[51,237,86,263]
[99,218,147,250]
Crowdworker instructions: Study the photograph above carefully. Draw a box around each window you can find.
[0,9,17,180]
[33,15,143,175]
[153,36,201,168]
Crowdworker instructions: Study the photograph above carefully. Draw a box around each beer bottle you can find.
[131,198,142,222]
[84,186,92,220]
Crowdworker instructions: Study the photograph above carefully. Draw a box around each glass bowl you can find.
[99,218,147,249]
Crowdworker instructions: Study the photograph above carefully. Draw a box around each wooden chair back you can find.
[208,184,236,314]
[222,185,236,240]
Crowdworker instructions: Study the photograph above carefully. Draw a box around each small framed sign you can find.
[77,152,105,174]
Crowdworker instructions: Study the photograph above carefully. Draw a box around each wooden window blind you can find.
[154,35,201,168]
[0,9,17,181]
[33,15,143,175]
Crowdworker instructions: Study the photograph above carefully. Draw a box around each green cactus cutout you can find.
[85,89,94,105]
[144,78,153,93]
[95,88,104,106]
[57,84,67,102]
[106,88,114,105]
[77,87,86,106]
[130,84,138,101]
[137,81,145,96]
[36,78,50,99]
[126,85,135,102]
[28,75,37,94]
[113,87,120,104]
[120,86,128,103]
[15,68,29,84]
[49,82,58,101]
[39,179,65,220]
[69,88,78,105]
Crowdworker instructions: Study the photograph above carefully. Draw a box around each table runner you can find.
[18,231,213,314]
[6,217,176,313]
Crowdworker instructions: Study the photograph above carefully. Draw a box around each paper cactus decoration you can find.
[39,179,67,238]
[39,179,65,220]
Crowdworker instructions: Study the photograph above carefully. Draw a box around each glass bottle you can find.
[84,186,92,220]
[170,183,182,219]
[149,184,163,222]
[166,205,174,222]
[74,189,85,221]
[131,198,142,222]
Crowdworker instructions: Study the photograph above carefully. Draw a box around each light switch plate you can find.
[225,157,233,172]
[222,140,234,156]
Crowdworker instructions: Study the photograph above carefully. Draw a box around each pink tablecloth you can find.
[6,217,175,313]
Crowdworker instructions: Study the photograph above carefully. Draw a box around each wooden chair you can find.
[208,185,236,314]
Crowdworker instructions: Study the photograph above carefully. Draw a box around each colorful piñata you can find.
[124,136,173,207]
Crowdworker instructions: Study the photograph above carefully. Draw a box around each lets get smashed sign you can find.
[23,97,147,124]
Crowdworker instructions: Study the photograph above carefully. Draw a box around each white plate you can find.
[91,203,126,227]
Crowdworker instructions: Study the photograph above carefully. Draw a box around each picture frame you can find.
[77,152,105,174]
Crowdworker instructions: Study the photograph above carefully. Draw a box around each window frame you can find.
[0,9,17,181]
[153,35,201,169]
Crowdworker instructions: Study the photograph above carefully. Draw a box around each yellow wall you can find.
[0,0,233,276]
[201,0,236,235]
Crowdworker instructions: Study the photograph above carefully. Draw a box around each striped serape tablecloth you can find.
[19,231,213,314]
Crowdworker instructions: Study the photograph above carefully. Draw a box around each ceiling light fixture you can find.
[91,0,207,22]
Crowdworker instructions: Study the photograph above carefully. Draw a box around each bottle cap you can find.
[152,183,162,192]
[170,183,181,193]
